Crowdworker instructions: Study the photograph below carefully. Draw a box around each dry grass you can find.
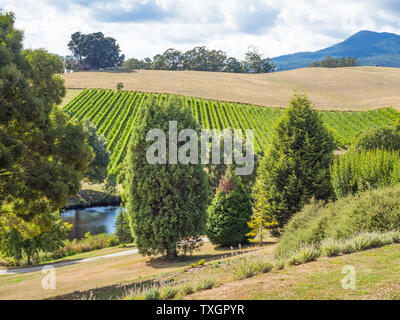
[0,241,267,300]
[61,67,400,110]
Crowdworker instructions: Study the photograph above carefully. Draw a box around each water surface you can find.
[61,206,121,239]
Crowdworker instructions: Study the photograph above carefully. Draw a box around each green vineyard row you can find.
[63,89,400,171]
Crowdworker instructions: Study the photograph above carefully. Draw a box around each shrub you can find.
[340,240,356,254]
[231,254,273,280]
[160,286,178,300]
[144,288,160,300]
[195,278,216,291]
[180,283,194,296]
[206,167,253,247]
[286,245,321,266]
[253,94,335,234]
[330,149,400,198]
[274,258,286,270]
[275,185,400,258]
[352,126,400,151]
[321,239,342,257]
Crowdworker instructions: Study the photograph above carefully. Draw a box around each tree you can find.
[124,96,209,259]
[0,12,94,237]
[68,32,125,70]
[152,48,183,70]
[182,46,227,71]
[206,167,253,247]
[64,55,79,71]
[243,46,276,73]
[205,129,259,195]
[223,57,244,73]
[83,120,110,184]
[246,188,277,246]
[310,56,359,68]
[351,126,400,151]
[0,214,71,265]
[253,94,335,234]
[123,57,152,70]
[114,209,133,244]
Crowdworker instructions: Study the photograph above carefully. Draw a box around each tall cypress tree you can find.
[124,96,209,259]
[254,94,335,234]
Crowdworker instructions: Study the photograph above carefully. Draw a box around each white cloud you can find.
[1,0,400,60]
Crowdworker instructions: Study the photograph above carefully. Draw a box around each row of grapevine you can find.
[63,89,400,170]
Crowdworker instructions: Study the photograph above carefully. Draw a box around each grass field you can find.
[2,241,399,300]
[61,67,400,110]
[186,244,400,300]
[0,242,261,300]
[63,89,400,170]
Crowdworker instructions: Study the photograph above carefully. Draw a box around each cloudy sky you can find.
[2,0,400,60]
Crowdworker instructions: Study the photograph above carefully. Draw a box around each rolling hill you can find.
[61,67,400,110]
[272,30,400,71]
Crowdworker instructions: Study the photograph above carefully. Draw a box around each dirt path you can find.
[0,249,139,275]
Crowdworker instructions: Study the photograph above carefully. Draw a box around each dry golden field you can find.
[61,66,400,110]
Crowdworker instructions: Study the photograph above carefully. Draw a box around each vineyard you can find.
[63,89,400,171]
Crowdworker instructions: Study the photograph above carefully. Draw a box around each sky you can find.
[2,0,400,60]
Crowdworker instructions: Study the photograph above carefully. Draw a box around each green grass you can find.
[63,89,400,170]
[275,184,400,258]
[187,243,400,300]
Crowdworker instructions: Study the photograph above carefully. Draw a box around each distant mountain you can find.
[271,30,400,71]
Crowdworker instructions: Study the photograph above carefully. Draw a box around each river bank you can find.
[63,183,122,210]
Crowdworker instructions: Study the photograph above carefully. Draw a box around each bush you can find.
[231,254,273,280]
[49,233,118,260]
[160,286,178,300]
[144,288,160,300]
[321,239,342,257]
[352,126,400,151]
[286,245,321,266]
[275,185,400,258]
[180,283,194,296]
[206,168,253,247]
[195,278,216,291]
[330,149,400,198]
[281,231,400,268]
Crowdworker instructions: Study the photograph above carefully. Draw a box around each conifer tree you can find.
[254,94,335,234]
[246,191,277,246]
[206,167,253,247]
[114,209,133,244]
[124,96,209,259]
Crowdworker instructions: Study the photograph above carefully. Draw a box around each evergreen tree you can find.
[206,167,253,247]
[0,11,93,236]
[123,96,209,259]
[254,94,335,234]
[246,190,278,246]
[114,209,133,244]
